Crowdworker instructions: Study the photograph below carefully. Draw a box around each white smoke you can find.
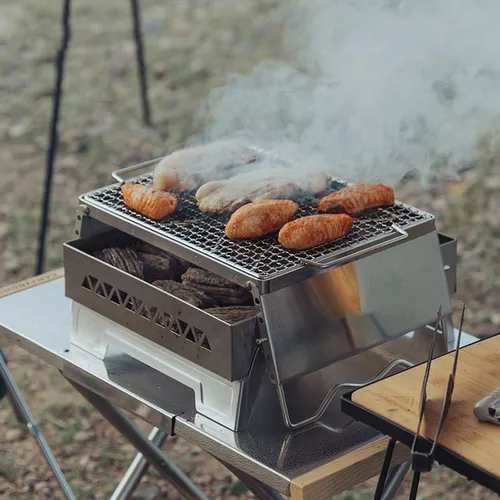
[193,0,500,186]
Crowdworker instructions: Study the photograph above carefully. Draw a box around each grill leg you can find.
[110,427,167,500]
[35,0,72,276]
[130,0,152,126]
[69,381,207,500]
[0,354,75,499]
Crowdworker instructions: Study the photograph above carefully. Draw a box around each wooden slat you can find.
[0,268,64,299]
[352,335,500,480]
[290,437,409,500]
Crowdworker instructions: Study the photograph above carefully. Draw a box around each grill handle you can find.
[111,157,162,185]
[299,223,408,269]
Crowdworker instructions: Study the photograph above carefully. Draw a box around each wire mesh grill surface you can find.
[82,175,433,279]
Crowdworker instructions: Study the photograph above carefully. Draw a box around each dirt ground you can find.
[0,0,499,498]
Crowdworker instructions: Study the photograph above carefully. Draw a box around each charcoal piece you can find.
[94,246,143,279]
[205,306,258,324]
[181,267,253,306]
[137,252,183,283]
[152,280,216,309]
[206,292,253,307]
[135,241,190,273]
[124,247,144,278]
[181,267,240,289]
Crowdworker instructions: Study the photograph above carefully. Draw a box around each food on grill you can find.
[318,183,395,215]
[181,268,253,306]
[152,140,258,191]
[278,214,353,250]
[121,183,178,220]
[94,246,144,279]
[195,168,328,214]
[204,306,258,324]
[137,252,183,283]
[224,200,299,239]
[152,280,217,308]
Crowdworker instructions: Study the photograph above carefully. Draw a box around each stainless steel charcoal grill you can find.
[64,157,458,432]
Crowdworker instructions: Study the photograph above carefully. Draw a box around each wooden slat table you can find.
[342,333,500,494]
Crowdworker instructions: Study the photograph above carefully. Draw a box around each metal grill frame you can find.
[78,163,436,294]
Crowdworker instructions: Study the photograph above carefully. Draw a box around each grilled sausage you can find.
[318,183,395,215]
[225,199,299,239]
[121,183,177,220]
[278,214,353,250]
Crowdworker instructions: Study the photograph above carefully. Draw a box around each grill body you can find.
[64,161,456,431]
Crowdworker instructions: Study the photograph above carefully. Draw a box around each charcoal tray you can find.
[63,229,258,381]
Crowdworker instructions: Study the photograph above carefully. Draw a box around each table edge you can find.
[341,333,500,495]
[290,436,409,500]
[0,268,65,299]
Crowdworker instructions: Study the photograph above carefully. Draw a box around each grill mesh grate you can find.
[83,175,432,279]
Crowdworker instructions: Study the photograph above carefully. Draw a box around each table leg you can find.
[0,354,75,499]
[373,437,397,500]
[130,0,152,126]
[69,381,208,500]
[110,427,167,500]
[381,461,411,500]
[216,457,284,500]
[408,470,421,500]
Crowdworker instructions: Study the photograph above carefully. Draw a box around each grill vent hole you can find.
[201,336,212,351]
[185,328,196,343]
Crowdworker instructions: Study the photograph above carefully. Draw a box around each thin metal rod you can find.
[130,0,152,126]
[35,0,72,276]
[408,471,421,500]
[0,355,75,499]
[277,358,413,430]
[373,438,397,500]
[381,461,411,500]
[110,427,167,500]
[216,457,284,500]
[70,381,207,500]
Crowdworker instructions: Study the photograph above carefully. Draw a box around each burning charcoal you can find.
[137,252,183,283]
[152,280,216,309]
[181,268,253,306]
[135,241,190,273]
[205,306,258,324]
[94,246,144,279]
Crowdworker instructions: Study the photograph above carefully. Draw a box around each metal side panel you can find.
[260,231,452,384]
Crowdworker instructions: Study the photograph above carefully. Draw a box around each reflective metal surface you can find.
[260,231,453,384]
[0,278,477,496]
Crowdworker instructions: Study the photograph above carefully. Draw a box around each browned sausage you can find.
[278,214,353,250]
[121,184,177,220]
[318,183,394,214]
[225,199,299,239]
